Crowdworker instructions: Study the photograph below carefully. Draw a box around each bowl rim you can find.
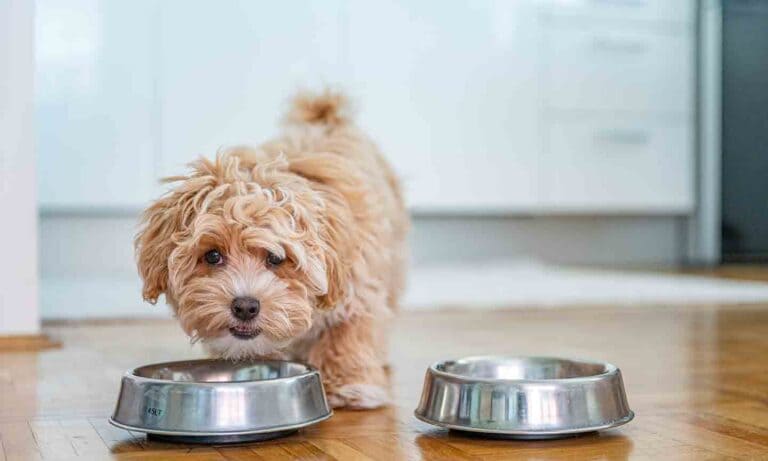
[427,355,619,384]
[125,358,320,385]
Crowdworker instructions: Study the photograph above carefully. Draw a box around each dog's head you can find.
[135,150,353,358]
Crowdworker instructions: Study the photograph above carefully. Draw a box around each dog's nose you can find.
[230,297,260,321]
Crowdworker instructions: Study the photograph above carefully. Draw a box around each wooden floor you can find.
[2,302,768,460]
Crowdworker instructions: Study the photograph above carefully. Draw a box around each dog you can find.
[135,89,409,409]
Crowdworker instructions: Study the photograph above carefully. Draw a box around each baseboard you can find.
[0,334,60,351]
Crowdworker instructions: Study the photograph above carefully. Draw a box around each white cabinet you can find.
[346,1,541,212]
[36,0,157,209]
[539,115,693,212]
[544,25,693,114]
[157,0,542,212]
[35,0,697,214]
[157,0,348,179]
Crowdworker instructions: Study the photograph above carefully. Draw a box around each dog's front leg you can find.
[307,314,389,409]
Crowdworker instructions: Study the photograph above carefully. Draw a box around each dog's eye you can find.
[204,250,224,266]
[266,251,285,267]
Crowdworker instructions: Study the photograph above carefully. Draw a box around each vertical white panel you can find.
[158,0,348,177]
[36,0,157,208]
[347,0,541,212]
[0,0,39,334]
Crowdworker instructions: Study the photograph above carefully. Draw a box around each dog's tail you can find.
[285,88,353,128]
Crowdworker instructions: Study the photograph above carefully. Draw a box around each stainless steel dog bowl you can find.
[415,356,633,439]
[110,359,331,443]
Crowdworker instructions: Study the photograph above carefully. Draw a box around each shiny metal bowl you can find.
[110,359,331,443]
[415,356,633,439]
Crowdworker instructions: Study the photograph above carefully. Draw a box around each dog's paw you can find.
[326,383,390,410]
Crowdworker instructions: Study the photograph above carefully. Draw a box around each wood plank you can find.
[88,418,143,452]
[28,419,77,459]
[640,415,768,458]
[0,422,42,461]
[271,440,333,460]
[241,444,301,460]
[341,435,416,461]
[58,418,112,458]
[116,450,225,461]
[217,446,270,461]
[306,439,373,461]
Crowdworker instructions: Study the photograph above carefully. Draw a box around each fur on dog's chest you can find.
[284,305,351,360]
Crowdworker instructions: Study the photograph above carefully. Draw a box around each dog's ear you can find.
[313,207,353,310]
[288,154,362,311]
[285,193,353,311]
[135,195,182,304]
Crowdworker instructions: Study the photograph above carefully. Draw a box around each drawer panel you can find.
[544,26,693,113]
[539,116,694,212]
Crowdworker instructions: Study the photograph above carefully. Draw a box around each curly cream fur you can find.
[135,89,409,408]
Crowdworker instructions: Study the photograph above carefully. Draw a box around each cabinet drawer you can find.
[542,0,694,24]
[544,26,693,113]
[539,116,693,212]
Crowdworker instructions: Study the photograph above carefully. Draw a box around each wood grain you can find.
[2,299,768,459]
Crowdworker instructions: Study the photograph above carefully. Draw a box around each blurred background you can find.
[3,0,768,332]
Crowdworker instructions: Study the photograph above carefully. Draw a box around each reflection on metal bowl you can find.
[415,356,633,439]
[110,359,331,443]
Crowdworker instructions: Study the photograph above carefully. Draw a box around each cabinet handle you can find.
[592,37,648,54]
[595,129,649,145]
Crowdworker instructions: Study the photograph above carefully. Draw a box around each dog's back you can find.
[236,90,410,316]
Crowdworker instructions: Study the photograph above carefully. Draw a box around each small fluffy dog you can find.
[135,90,408,409]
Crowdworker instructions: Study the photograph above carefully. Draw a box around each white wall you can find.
[0,0,39,334]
